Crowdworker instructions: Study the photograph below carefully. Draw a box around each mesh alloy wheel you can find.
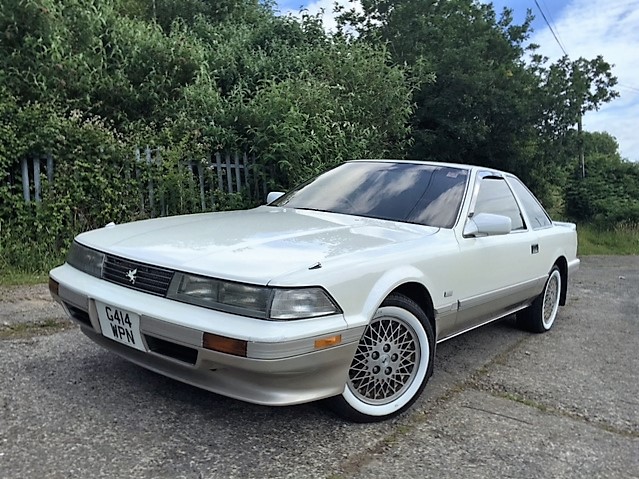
[348,315,421,405]
[542,269,561,330]
[329,294,435,422]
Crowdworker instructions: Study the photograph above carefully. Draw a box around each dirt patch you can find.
[0,318,73,339]
[0,284,64,328]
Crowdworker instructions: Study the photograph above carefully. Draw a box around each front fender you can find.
[357,265,429,326]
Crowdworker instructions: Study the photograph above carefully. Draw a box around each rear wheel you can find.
[328,293,435,422]
[518,265,562,333]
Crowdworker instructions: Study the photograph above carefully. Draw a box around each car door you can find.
[452,172,546,335]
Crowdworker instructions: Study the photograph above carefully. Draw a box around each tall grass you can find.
[0,258,53,286]
[0,265,50,286]
[577,222,639,256]
[0,228,65,285]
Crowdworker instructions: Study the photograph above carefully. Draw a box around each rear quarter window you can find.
[507,177,552,229]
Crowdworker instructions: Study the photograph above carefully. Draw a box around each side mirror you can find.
[463,213,512,237]
[266,191,285,204]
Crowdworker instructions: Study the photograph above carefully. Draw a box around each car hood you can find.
[76,206,437,285]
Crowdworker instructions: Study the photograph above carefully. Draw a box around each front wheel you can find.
[518,265,562,333]
[327,293,435,422]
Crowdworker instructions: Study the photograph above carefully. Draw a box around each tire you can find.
[518,265,562,333]
[327,293,435,422]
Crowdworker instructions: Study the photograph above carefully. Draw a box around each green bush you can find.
[566,153,639,225]
[0,0,414,275]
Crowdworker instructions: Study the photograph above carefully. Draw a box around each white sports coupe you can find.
[49,160,579,422]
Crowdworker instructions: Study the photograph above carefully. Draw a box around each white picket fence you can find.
[19,155,54,203]
[183,150,268,211]
[17,148,269,216]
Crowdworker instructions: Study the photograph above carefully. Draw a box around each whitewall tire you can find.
[328,293,435,422]
[518,265,562,333]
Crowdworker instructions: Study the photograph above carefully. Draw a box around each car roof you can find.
[347,159,512,177]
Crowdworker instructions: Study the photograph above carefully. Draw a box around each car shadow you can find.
[32,315,527,429]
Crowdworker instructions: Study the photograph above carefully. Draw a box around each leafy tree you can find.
[533,55,619,139]
[565,132,639,224]
[337,0,541,171]
[244,41,412,186]
[115,0,266,31]
[0,0,415,272]
[336,0,620,214]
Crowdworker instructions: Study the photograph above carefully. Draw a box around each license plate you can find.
[96,302,145,351]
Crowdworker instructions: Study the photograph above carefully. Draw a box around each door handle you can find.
[531,244,539,254]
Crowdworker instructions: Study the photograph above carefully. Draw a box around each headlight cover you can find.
[168,273,341,320]
[270,288,340,320]
[66,241,105,278]
[168,274,272,317]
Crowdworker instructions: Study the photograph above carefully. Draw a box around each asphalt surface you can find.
[0,256,637,479]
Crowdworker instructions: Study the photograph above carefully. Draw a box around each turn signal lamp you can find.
[203,333,247,357]
[314,334,342,350]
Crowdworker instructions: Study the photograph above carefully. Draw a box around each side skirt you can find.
[435,300,533,344]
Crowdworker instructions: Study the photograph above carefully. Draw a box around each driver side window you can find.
[474,177,525,231]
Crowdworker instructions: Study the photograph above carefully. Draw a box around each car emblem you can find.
[126,269,138,285]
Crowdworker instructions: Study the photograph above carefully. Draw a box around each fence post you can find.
[135,147,144,214]
[46,154,54,185]
[21,158,30,203]
[33,158,42,202]
[197,161,206,211]
[207,154,216,211]
[264,164,271,199]
[215,152,223,191]
[242,152,250,193]
[157,149,166,217]
[146,146,155,217]
[251,153,259,201]
[234,152,241,193]
[225,152,233,193]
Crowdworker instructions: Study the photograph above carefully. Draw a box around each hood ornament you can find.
[126,269,138,285]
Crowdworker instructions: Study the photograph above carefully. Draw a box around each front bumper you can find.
[49,264,364,406]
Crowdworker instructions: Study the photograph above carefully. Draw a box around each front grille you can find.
[102,255,174,296]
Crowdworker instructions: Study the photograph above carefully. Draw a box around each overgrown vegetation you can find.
[1,0,637,279]
[577,223,639,256]
[0,0,412,273]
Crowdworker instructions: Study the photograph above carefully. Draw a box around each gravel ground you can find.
[0,256,637,479]
[0,284,61,328]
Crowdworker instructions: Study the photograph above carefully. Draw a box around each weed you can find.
[0,318,72,339]
[577,222,639,255]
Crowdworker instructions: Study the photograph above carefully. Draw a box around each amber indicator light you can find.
[203,333,248,357]
[314,335,342,350]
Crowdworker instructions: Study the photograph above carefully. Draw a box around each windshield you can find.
[270,161,469,228]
